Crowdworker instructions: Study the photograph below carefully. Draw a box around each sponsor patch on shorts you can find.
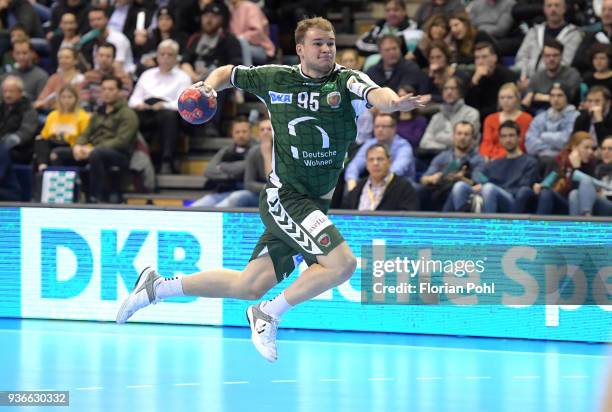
[301,210,332,237]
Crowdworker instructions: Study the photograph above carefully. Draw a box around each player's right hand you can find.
[191,81,217,99]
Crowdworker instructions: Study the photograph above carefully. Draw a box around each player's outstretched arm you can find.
[367,87,431,113]
[191,65,235,95]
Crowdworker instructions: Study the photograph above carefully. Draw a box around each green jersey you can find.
[231,64,379,198]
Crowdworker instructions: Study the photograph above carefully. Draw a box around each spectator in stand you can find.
[365,34,428,95]
[0,23,29,69]
[534,131,597,214]
[48,0,91,36]
[573,86,612,146]
[1,38,47,100]
[80,42,133,112]
[0,142,21,201]
[132,7,188,73]
[521,39,581,113]
[513,0,582,80]
[128,39,191,174]
[80,6,135,73]
[572,0,612,74]
[34,84,90,172]
[396,85,428,149]
[0,75,37,162]
[356,0,422,70]
[420,76,480,152]
[467,0,516,41]
[107,0,157,45]
[191,117,254,207]
[229,0,276,65]
[481,83,533,161]
[447,11,496,69]
[408,14,448,69]
[51,75,138,204]
[0,0,43,39]
[582,43,612,93]
[526,82,580,173]
[448,120,539,212]
[345,112,416,191]
[465,42,517,121]
[414,0,465,27]
[422,40,469,103]
[419,121,485,211]
[33,47,84,111]
[569,135,612,215]
[342,143,419,211]
[216,118,273,208]
[49,12,82,72]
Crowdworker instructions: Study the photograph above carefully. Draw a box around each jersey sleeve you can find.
[344,70,380,116]
[230,65,276,98]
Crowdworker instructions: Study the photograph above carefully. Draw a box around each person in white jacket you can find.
[513,0,583,79]
[419,76,480,151]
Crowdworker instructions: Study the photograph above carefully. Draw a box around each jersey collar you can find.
[297,63,341,80]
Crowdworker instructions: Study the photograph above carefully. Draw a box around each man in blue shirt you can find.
[418,121,485,211]
[345,111,415,191]
[448,120,540,213]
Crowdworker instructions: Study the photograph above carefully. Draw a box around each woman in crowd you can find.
[582,43,612,93]
[33,47,84,111]
[447,10,495,69]
[480,83,533,161]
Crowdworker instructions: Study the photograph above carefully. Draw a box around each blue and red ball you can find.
[178,87,217,125]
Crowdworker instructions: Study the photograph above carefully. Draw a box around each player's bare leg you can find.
[115,256,278,323]
[247,241,357,361]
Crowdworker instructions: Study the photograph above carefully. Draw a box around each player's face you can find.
[499,127,519,152]
[366,147,391,181]
[373,115,396,143]
[453,124,474,151]
[297,28,336,76]
[232,121,251,147]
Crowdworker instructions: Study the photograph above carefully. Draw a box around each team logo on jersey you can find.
[317,233,331,247]
[269,91,292,104]
[327,91,341,108]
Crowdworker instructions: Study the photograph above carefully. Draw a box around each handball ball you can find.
[178,87,217,125]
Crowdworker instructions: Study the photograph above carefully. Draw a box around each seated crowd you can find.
[0,0,609,216]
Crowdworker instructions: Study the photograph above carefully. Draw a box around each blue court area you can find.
[0,318,609,412]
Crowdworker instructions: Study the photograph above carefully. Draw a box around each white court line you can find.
[27,389,55,391]
[320,378,346,382]
[76,387,104,391]
[561,375,589,379]
[173,383,201,387]
[126,385,153,389]
[416,377,442,381]
[223,381,248,385]
[271,380,297,383]
[1,328,607,359]
[368,378,394,381]
[464,376,492,380]
[512,376,540,380]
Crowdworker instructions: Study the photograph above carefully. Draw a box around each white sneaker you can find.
[116,267,162,324]
[246,302,279,362]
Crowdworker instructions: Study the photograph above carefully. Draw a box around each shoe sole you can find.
[246,306,277,363]
[115,266,152,324]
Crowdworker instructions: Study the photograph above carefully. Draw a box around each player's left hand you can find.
[394,94,431,112]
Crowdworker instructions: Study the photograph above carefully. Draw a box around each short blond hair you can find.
[294,17,334,45]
